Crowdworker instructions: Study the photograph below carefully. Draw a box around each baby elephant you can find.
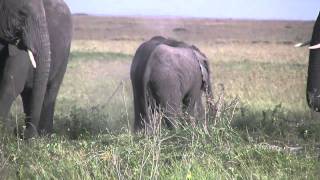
[130,36,213,132]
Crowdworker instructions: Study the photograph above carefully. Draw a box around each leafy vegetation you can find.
[1,101,319,179]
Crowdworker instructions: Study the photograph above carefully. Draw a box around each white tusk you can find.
[309,43,320,50]
[294,40,310,48]
[27,50,37,68]
[294,43,304,47]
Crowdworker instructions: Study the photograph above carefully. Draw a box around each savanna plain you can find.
[0,15,320,179]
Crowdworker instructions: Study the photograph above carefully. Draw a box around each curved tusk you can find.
[309,43,320,50]
[294,43,304,47]
[294,40,310,47]
[27,50,37,68]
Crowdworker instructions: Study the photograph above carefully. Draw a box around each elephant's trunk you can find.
[0,42,4,51]
[23,1,51,137]
[306,12,320,111]
[307,50,320,111]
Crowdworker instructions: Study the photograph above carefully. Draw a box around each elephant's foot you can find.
[38,128,53,137]
[144,124,154,135]
[13,127,23,139]
[23,126,39,139]
[164,117,179,129]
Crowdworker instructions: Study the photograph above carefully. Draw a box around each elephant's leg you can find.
[183,95,196,116]
[184,95,203,117]
[0,52,29,123]
[164,100,182,129]
[15,88,32,137]
[183,85,204,124]
[38,84,61,135]
[21,77,62,138]
[158,91,182,129]
[132,84,148,132]
[38,56,68,135]
[149,77,183,129]
[182,95,198,126]
[21,88,32,126]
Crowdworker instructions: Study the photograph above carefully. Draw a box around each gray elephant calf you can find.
[0,0,72,138]
[130,36,213,132]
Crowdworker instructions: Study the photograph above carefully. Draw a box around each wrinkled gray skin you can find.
[0,0,72,138]
[130,36,213,132]
[307,12,320,111]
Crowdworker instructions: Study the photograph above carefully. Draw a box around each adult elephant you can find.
[307,12,320,111]
[0,0,72,138]
[130,36,213,132]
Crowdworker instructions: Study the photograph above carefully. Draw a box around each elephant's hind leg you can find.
[150,79,183,129]
[133,89,147,132]
[183,81,203,122]
[159,93,182,129]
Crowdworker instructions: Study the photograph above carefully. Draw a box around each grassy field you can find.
[1,15,320,179]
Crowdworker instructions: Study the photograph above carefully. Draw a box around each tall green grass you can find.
[0,43,319,179]
[1,97,319,179]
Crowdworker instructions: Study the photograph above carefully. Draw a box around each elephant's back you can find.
[149,44,200,72]
[147,44,203,91]
[44,0,72,46]
[44,0,73,81]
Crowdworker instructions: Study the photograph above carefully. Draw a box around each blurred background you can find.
[65,0,319,20]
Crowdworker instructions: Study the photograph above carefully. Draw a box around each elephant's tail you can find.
[198,52,216,117]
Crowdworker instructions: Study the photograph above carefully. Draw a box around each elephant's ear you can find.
[0,0,28,45]
[18,4,36,52]
[15,1,47,69]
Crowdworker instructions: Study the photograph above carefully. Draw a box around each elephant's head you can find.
[0,0,51,137]
[307,12,320,111]
[0,0,49,67]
